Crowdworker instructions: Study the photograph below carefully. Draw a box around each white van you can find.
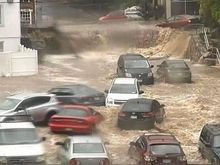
[105,78,144,107]
[0,121,46,164]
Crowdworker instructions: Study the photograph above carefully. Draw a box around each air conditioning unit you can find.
[7,0,13,3]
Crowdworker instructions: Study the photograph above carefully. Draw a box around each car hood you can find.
[213,148,220,158]
[107,93,140,100]
[125,68,152,74]
[0,143,45,156]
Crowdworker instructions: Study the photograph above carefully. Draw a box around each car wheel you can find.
[44,111,56,125]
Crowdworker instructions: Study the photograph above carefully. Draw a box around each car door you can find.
[157,61,167,76]
[58,139,71,165]
[20,97,53,122]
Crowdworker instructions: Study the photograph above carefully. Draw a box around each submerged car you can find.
[198,123,220,164]
[48,84,105,106]
[0,92,60,124]
[49,105,103,134]
[56,135,111,165]
[105,78,144,107]
[156,59,192,83]
[117,98,165,130]
[156,14,200,28]
[0,119,46,164]
[128,133,187,165]
[117,53,154,85]
[99,10,127,22]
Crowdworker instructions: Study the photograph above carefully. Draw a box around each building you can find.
[20,0,36,26]
[158,0,199,18]
[0,0,38,76]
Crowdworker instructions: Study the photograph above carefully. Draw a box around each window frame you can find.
[20,9,33,25]
[0,5,4,26]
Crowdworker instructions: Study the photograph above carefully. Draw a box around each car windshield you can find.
[213,135,220,148]
[150,144,181,155]
[0,98,21,110]
[58,109,88,117]
[125,60,150,69]
[0,128,40,145]
[167,61,187,69]
[73,143,104,153]
[110,84,137,94]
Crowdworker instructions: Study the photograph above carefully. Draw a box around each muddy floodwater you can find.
[0,22,219,164]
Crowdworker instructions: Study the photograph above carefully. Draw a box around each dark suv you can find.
[117,53,154,85]
[128,133,187,165]
[198,123,220,164]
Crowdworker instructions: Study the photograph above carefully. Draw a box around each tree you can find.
[199,0,220,27]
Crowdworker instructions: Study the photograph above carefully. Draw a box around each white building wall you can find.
[0,0,20,52]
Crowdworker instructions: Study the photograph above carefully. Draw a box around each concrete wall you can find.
[0,0,21,52]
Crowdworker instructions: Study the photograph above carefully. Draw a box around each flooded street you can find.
[0,22,219,164]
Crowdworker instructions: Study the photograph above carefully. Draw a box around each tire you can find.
[44,111,56,125]
[211,158,219,165]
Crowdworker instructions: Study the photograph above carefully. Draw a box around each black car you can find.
[117,98,165,130]
[117,53,154,85]
[48,84,105,106]
[198,123,220,165]
[156,59,192,83]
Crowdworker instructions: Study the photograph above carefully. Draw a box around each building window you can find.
[0,5,2,25]
[21,0,31,2]
[21,9,32,25]
[0,42,4,52]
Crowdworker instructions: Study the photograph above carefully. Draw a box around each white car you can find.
[0,120,46,164]
[105,78,144,107]
[56,135,111,165]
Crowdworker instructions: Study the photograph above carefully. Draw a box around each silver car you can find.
[0,92,60,124]
[56,135,111,165]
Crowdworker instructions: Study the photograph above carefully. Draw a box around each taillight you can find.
[99,158,110,165]
[118,112,126,117]
[69,158,81,165]
[142,112,155,118]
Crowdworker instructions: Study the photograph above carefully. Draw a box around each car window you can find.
[150,144,181,155]
[73,143,104,153]
[110,84,137,94]
[74,85,99,95]
[49,88,73,96]
[0,98,21,110]
[124,60,150,69]
[136,137,145,149]
[175,15,183,20]
[21,97,51,108]
[0,128,40,145]
[152,100,160,111]
[167,16,175,21]
[213,135,220,147]
[200,127,208,143]
[58,108,88,117]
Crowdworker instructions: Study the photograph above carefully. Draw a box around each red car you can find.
[128,133,187,165]
[99,10,127,22]
[156,14,200,28]
[49,105,103,134]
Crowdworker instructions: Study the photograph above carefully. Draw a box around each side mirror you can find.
[17,106,24,111]
[139,90,144,94]
[160,104,165,108]
[150,65,154,68]
[130,142,135,146]
[104,141,110,145]
[104,89,108,94]
[41,137,46,141]
[55,142,64,146]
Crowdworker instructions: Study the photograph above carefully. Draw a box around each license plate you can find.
[65,128,73,131]
[163,159,171,163]
[137,79,143,82]
[130,115,137,119]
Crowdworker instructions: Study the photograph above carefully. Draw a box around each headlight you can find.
[125,73,132,77]
[36,155,45,162]
[0,157,7,164]
[148,72,153,77]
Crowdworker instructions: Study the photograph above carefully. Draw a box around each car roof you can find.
[8,92,55,100]
[61,105,91,110]
[0,122,35,129]
[70,135,103,144]
[205,123,220,135]
[120,53,145,60]
[144,134,180,145]
[113,78,136,84]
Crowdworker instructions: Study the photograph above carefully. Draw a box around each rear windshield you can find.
[0,128,40,145]
[150,144,181,155]
[110,84,137,94]
[58,109,88,117]
[125,60,150,69]
[73,143,104,153]
[213,135,220,148]
[167,61,188,69]
[123,102,152,112]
